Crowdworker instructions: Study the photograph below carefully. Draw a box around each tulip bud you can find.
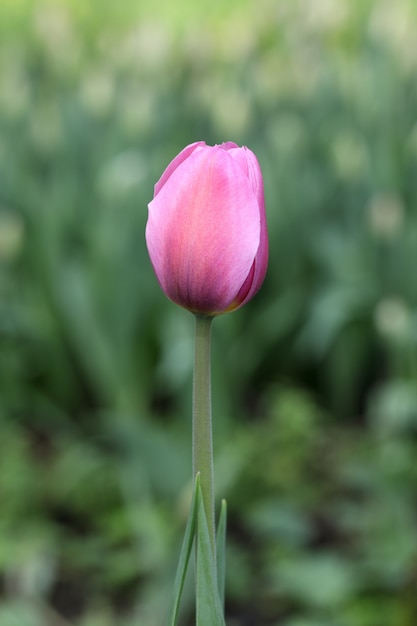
[146,141,268,316]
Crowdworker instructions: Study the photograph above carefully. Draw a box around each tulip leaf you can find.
[216,499,227,610]
[168,474,200,626]
[196,484,226,626]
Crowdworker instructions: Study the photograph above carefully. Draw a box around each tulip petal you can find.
[154,142,206,196]
[227,146,264,210]
[146,146,261,315]
[226,147,268,308]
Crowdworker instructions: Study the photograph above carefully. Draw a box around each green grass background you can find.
[1,0,417,624]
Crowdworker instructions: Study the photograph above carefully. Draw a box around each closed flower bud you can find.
[146,141,268,316]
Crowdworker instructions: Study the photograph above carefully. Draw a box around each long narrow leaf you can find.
[168,474,200,626]
[196,484,226,626]
[216,499,227,609]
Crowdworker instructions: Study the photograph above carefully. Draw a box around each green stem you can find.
[192,314,216,557]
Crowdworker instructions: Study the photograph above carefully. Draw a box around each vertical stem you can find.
[192,314,216,557]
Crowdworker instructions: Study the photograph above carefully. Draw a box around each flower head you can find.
[146,141,268,316]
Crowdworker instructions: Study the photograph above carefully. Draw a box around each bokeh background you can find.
[1,0,417,624]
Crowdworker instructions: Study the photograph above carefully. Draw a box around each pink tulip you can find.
[146,141,268,316]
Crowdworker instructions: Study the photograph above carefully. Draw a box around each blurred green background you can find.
[1,0,417,624]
